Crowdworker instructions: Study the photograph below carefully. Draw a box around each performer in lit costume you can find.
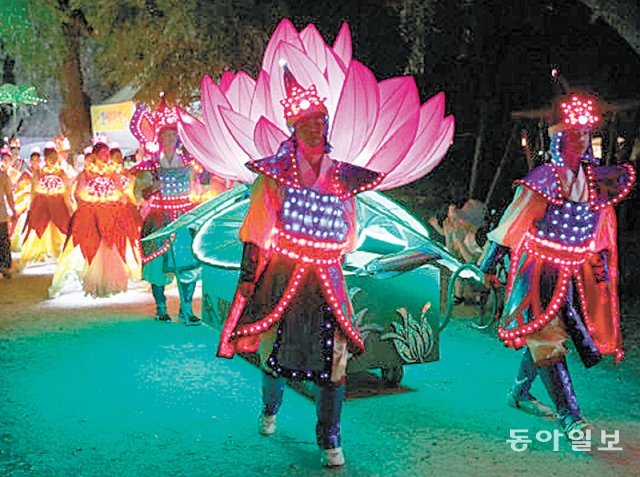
[177,19,454,467]
[131,99,205,324]
[10,147,41,252]
[480,94,635,436]
[49,143,141,297]
[20,143,73,264]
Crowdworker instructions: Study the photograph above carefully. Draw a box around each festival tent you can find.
[90,85,139,156]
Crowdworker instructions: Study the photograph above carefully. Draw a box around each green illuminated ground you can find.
[0,271,638,476]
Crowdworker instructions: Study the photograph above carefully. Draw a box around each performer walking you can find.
[131,99,203,325]
[49,143,141,297]
[177,19,454,467]
[480,94,635,437]
[11,147,41,252]
[20,143,73,265]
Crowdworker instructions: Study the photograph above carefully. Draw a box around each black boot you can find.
[151,285,171,321]
[507,348,554,417]
[563,282,602,368]
[538,359,588,436]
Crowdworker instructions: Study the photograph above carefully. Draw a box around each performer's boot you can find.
[563,284,602,368]
[507,348,554,417]
[316,382,346,467]
[151,285,171,322]
[538,359,589,438]
[177,279,201,326]
[259,372,285,436]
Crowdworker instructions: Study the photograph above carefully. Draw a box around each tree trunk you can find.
[59,12,92,156]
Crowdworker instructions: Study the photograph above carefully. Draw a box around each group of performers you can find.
[0,17,635,470]
[2,116,223,309]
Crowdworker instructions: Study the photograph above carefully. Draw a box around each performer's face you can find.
[159,128,178,153]
[30,154,41,169]
[110,150,124,165]
[44,151,58,164]
[561,128,590,170]
[295,113,327,149]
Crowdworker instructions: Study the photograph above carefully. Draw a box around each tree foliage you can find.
[0,0,64,83]
[77,0,271,106]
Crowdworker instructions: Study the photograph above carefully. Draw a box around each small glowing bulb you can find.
[278,58,287,67]
[299,99,310,110]
[578,115,588,125]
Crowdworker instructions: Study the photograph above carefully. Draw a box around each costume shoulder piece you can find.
[333,160,384,197]
[514,163,562,205]
[245,151,298,188]
[586,163,636,210]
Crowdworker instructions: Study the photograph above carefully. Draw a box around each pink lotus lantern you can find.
[178,19,454,188]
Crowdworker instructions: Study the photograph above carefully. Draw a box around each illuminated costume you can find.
[10,147,41,252]
[131,100,209,324]
[480,95,635,435]
[49,143,142,297]
[178,19,454,467]
[20,144,73,264]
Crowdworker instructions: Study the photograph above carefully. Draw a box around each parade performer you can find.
[0,164,16,278]
[49,143,142,297]
[177,19,454,467]
[480,94,635,436]
[20,143,73,265]
[130,99,204,325]
[10,147,41,252]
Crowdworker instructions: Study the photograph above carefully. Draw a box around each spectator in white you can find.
[0,167,16,278]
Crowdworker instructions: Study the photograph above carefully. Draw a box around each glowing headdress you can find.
[130,95,180,155]
[549,94,600,136]
[280,64,328,126]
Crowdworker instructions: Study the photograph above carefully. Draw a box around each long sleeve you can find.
[238,175,279,250]
[487,186,548,249]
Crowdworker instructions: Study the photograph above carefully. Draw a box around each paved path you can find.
[1,271,639,476]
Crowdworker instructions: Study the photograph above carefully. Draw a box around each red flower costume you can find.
[21,157,72,264]
[50,158,142,297]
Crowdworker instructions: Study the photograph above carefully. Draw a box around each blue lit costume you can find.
[135,151,201,324]
[480,97,635,434]
[217,67,383,453]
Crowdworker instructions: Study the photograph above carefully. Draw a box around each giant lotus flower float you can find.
[178,19,454,187]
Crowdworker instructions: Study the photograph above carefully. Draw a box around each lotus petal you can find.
[328,61,379,163]
[379,93,445,187]
[333,22,352,68]
[254,116,288,157]
[219,107,260,160]
[352,77,420,167]
[262,19,304,72]
[249,70,273,122]
[178,19,453,187]
[219,71,236,94]
[300,23,328,74]
[268,42,331,131]
[225,71,256,118]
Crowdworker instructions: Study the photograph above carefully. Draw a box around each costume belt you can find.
[272,228,345,264]
[149,193,193,212]
[523,232,593,267]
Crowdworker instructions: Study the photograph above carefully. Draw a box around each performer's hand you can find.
[484,274,501,289]
[239,281,255,298]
